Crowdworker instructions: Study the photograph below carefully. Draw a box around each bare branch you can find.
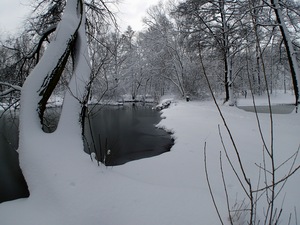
[204,143,225,225]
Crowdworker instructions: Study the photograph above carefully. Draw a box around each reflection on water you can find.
[85,104,174,166]
[0,103,173,202]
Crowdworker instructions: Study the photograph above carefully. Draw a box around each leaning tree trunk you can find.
[18,0,91,193]
[271,0,300,105]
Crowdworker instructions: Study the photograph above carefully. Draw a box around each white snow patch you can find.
[237,90,295,106]
[0,97,299,224]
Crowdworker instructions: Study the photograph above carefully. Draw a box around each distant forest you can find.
[1,0,300,107]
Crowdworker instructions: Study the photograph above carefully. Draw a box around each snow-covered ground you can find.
[0,93,299,225]
[237,90,295,106]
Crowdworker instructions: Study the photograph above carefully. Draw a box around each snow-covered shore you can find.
[0,95,299,225]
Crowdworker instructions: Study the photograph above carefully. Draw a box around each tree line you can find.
[1,0,300,108]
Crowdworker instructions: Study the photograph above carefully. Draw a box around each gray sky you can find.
[116,0,163,31]
[0,0,163,37]
[0,0,29,36]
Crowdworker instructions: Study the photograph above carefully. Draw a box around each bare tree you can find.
[270,0,300,105]
[175,0,250,105]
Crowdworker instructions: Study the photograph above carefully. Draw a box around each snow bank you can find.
[0,99,299,225]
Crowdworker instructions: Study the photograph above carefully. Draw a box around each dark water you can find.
[0,112,29,203]
[237,104,295,114]
[0,104,173,203]
[84,104,173,166]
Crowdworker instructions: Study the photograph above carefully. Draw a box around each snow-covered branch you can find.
[0,82,22,96]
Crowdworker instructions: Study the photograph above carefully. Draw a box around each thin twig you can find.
[220,151,233,225]
[204,143,224,225]
[253,163,300,193]
[218,125,250,198]
[275,146,300,199]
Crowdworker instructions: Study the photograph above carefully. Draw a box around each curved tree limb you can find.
[35,0,84,125]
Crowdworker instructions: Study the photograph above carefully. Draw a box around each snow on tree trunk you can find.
[271,0,300,105]
[18,0,91,194]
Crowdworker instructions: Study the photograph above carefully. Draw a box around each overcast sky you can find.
[0,0,163,37]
